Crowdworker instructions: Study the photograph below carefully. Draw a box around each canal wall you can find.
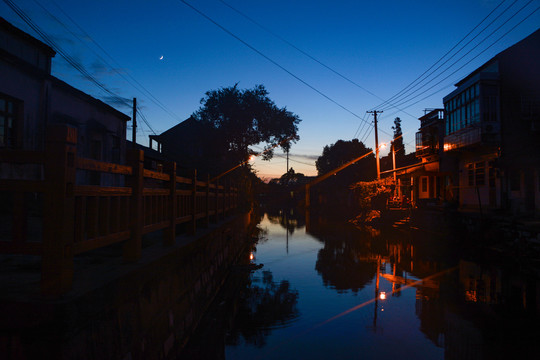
[1,211,257,360]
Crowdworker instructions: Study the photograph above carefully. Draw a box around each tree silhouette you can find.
[391,117,405,157]
[193,84,301,165]
[315,139,375,182]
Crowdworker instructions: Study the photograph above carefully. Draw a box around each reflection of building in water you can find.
[460,260,502,305]
[444,312,484,360]
[458,259,540,313]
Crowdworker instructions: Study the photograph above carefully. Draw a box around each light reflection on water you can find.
[226,213,446,360]
[183,209,540,359]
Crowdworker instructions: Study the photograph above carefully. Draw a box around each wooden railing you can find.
[0,124,238,295]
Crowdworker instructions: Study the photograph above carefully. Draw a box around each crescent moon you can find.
[159,55,164,60]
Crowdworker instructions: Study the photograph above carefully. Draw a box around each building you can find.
[0,18,130,185]
[442,28,540,215]
[410,108,447,205]
[149,116,226,177]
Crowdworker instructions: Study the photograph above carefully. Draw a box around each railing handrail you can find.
[0,124,241,296]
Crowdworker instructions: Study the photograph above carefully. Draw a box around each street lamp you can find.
[376,142,386,180]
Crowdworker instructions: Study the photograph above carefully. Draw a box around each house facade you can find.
[0,18,130,185]
[442,28,540,215]
[149,116,226,177]
[412,108,446,205]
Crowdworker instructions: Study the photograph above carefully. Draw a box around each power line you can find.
[218,0,419,136]
[373,0,511,111]
[3,0,131,108]
[218,0,379,101]
[252,145,317,167]
[35,0,183,123]
[136,106,157,135]
[380,0,536,112]
[380,1,539,112]
[178,0,390,137]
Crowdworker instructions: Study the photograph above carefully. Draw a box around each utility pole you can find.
[392,141,396,182]
[132,97,137,147]
[367,110,383,179]
[286,148,289,173]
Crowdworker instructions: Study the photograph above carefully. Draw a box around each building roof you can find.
[150,116,214,142]
[454,28,540,87]
[0,17,56,57]
[51,75,131,122]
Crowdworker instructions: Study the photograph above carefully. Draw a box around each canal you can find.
[180,207,540,359]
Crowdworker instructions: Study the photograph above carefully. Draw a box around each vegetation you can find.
[192,84,301,165]
[391,117,405,157]
[315,139,375,182]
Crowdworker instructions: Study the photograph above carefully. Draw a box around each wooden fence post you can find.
[124,149,143,261]
[164,161,176,246]
[205,174,210,227]
[42,124,77,296]
[221,179,226,219]
[226,179,230,215]
[215,178,220,222]
[190,169,197,235]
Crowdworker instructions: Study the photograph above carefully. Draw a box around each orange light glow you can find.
[379,292,386,300]
[249,253,254,261]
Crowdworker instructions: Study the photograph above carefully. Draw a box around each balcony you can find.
[416,131,439,157]
[443,126,481,151]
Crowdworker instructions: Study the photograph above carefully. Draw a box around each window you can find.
[0,95,19,148]
[488,161,496,188]
[421,177,428,192]
[467,164,474,186]
[444,83,483,135]
[475,162,485,186]
[90,140,102,160]
[467,162,486,186]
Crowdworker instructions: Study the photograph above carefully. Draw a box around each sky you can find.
[2,0,539,180]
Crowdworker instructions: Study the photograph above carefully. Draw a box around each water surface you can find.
[183,209,540,359]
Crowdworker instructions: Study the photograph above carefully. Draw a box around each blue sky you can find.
[2,0,539,179]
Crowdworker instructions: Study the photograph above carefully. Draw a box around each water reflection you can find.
[264,204,306,236]
[181,207,540,359]
[226,270,299,348]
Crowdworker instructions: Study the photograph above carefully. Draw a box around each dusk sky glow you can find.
[2,0,539,180]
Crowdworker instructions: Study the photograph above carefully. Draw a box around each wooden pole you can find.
[132,98,137,146]
[124,149,143,261]
[190,169,197,235]
[164,161,176,246]
[42,124,77,296]
[205,174,210,227]
[215,177,220,222]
